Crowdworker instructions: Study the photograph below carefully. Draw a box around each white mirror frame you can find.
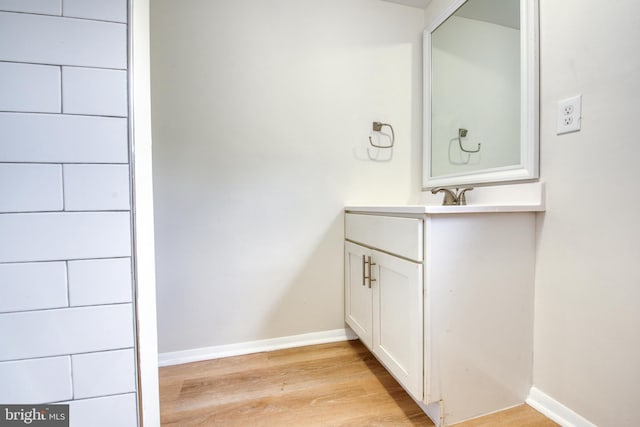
[423,0,539,189]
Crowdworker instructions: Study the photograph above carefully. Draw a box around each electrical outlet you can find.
[557,95,582,135]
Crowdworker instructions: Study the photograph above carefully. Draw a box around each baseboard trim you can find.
[527,387,597,427]
[158,328,359,367]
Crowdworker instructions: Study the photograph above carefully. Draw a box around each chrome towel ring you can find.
[368,121,395,148]
[456,128,481,153]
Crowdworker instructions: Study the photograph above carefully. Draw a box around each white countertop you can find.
[346,182,546,215]
[344,203,545,215]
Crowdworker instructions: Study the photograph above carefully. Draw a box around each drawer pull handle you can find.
[368,256,376,288]
[362,255,367,287]
[362,255,376,288]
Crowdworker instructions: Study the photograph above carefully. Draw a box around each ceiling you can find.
[380,0,432,9]
[380,0,520,30]
[455,0,520,29]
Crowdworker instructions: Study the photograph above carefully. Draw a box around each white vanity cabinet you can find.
[344,243,423,397]
[344,206,538,426]
[345,214,424,399]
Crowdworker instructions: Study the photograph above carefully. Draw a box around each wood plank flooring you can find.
[159,340,557,426]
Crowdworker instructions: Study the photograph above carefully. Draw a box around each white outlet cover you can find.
[557,95,582,135]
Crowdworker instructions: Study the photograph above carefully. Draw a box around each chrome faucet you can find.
[457,188,473,205]
[431,187,474,206]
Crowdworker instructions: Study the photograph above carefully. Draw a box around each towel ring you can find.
[457,128,481,153]
[368,122,395,148]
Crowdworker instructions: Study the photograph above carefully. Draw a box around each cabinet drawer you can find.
[345,213,423,262]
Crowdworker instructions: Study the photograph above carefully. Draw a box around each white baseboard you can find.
[527,387,597,427]
[158,328,359,367]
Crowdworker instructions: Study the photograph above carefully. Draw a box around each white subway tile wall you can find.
[0,2,137,425]
[62,67,128,117]
[71,349,136,399]
[63,0,127,24]
[67,393,138,427]
[0,164,63,212]
[0,357,72,403]
[0,304,134,361]
[0,114,129,164]
[0,62,61,113]
[0,12,126,68]
[0,212,132,263]
[68,258,132,306]
[63,164,130,211]
[0,0,61,15]
[0,262,68,313]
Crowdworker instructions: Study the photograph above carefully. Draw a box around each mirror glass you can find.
[423,0,538,189]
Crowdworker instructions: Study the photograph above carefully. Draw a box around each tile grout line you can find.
[69,353,75,401]
[0,346,135,365]
[53,391,137,405]
[0,161,130,166]
[0,60,127,72]
[0,7,128,25]
[0,301,134,316]
[0,209,131,215]
[59,65,64,115]
[61,163,66,211]
[0,256,132,266]
[1,256,131,263]
[65,260,70,308]
[0,108,128,118]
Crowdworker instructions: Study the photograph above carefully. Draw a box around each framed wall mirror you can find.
[423,0,539,189]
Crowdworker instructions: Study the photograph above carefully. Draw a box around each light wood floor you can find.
[159,340,557,426]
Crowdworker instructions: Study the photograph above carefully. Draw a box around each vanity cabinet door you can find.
[344,241,373,351]
[372,250,423,401]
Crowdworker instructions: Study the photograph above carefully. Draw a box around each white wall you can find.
[533,1,640,426]
[0,2,139,425]
[150,0,425,353]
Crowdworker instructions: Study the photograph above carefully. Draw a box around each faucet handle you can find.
[431,188,458,206]
[457,187,474,205]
